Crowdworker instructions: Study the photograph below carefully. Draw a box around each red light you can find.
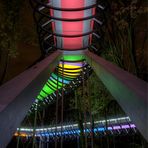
[50,0,96,50]
[62,0,84,50]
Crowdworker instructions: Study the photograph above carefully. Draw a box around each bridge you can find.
[0,0,147,147]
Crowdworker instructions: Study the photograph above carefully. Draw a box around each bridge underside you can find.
[0,0,147,147]
[0,50,147,147]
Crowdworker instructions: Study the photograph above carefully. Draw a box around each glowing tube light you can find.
[15,123,136,137]
[50,0,96,50]
[37,55,84,101]
[36,124,136,137]
[16,117,131,132]
[62,55,85,61]
[61,0,84,50]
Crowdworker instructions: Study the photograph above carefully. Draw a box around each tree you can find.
[72,72,114,148]
[100,0,148,80]
[0,0,23,84]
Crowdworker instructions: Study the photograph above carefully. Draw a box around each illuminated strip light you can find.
[44,34,52,41]
[50,77,67,85]
[49,77,63,86]
[15,124,136,137]
[59,64,82,69]
[98,4,105,10]
[38,2,51,11]
[52,73,73,81]
[14,132,28,137]
[17,117,131,132]
[51,73,70,84]
[62,55,85,61]
[59,71,80,76]
[38,124,136,136]
[59,64,83,68]
[37,57,84,101]
[59,61,83,65]
[58,74,79,79]
[93,18,103,25]
[59,68,82,74]
[42,20,52,27]
[59,68,82,73]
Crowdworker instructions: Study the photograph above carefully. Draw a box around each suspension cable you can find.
[55,66,59,148]
[16,127,20,148]
[32,101,38,148]
[87,66,94,148]
[60,60,64,148]
[82,61,88,148]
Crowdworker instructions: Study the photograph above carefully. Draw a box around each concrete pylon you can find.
[84,50,148,141]
[0,51,62,148]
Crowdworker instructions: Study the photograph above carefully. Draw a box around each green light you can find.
[52,73,73,81]
[42,84,53,95]
[36,54,85,101]
[40,91,47,98]
[62,55,84,61]
[49,80,61,89]
[37,95,42,100]
[51,78,63,86]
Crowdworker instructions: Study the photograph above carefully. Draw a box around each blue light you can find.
[97,127,105,131]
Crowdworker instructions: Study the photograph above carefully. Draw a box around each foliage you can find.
[0,0,23,58]
[75,72,113,119]
[70,72,115,148]
[0,0,23,84]
[100,0,148,79]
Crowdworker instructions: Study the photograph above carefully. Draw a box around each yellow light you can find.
[59,71,80,76]
[59,64,81,69]
[59,69,81,73]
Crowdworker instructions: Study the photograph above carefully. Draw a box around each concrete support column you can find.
[84,50,148,141]
[0,50,62,148]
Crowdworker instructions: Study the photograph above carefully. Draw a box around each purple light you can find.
[130,124,136,128]
[59,61,83,67]
[121,125,130,129]
[113,126,121,130]
[16,124,137,138]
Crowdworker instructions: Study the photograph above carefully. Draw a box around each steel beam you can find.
[84,50,148,141]
[0,50,62,148]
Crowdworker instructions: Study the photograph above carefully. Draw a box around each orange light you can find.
[14,132,28,137]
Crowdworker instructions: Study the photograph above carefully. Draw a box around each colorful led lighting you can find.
[15,123,136,137]
[36,55,84,101]
[62,55,84,61]
[16,117,131,132]
[50,0,96,50]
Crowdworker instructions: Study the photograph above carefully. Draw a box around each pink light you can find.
[49,1,56,45]
[49,0,96,51]
[89,7,96,44]
[62,0,84,50]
